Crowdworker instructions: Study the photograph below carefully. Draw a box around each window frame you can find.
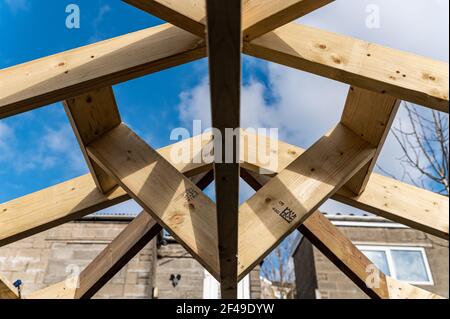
[357,245,434,286]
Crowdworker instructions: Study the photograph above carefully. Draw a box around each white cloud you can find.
[177,0,448,215]
[0,122,86,175]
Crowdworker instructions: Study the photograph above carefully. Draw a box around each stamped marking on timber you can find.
[174,188,199,203]
[272,200,297,224]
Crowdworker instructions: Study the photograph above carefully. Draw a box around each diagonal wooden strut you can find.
[237,124,376,279]
[206,0,242,299]
[0,134,213,247]
[242,171,444,299]
[124,0,333,40]
[86,123,221,279]
[0,274,19,299]
[242,132,450,240]
[27,168,214,299]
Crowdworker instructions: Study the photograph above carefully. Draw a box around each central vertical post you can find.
[206,0,242,299]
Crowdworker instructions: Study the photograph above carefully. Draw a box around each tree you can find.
[381,102,449,196]
[261,234,296,299]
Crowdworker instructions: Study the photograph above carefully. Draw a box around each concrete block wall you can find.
[0,220,156,299]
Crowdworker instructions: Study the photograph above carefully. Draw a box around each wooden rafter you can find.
[124,0,334,40]
[86,124,221,279]
[1,0,448,301]
[242,0,334,40]
[0,274,18,299]
[27,172,214,299]
[245,23,449,112]
[64,87,122,194]
[0,135,212,247]
[206,0,242,299]
[237,124,376,279]
[0,24,205,119]
[241,172,444,299]
[242,132,450,240]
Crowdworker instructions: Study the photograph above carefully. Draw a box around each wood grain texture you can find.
[75,212,162,299]
[341,86,400,195]
[242,172,445,299]
[237,124,376,279]
[206,0,242,299]
[300,212,444,299]
[0,274,19,299]
[242,0,334,40]
[86,124,220,279]
[124,0,332,40]
[124,0,206,37]
[245,23,449,112]
[0,24,205,118]
[64,87,122,193]
[0,135,212,247]
[25,174,213,300]
[243,132,450,240]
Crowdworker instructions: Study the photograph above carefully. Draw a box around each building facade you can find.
[291,214,449,299]
[0,215,261,299]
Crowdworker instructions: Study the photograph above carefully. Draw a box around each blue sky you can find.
[0,0,448,215]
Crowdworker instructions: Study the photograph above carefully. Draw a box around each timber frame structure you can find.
[0,0,448,299]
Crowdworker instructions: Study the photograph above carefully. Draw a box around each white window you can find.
[203,270,250,299]
[357,245,434,285]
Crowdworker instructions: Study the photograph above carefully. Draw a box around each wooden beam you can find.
[242,0,334,40]
[75,212,162,299]
[0,274,19,299]
[334,174,450,240]
[206,0,242,299]
[124,0,332,40]
[26,174,213,300]
[0,24,205,119]
[241,133,450,240]
[341,87,400,195]
[237,124,376,279]
[124,0,206,38]
[244,23,449,112]
[86,123,221,279]
[299,212,444,299]
[27,280,78,299]
[0,135,212,247]
[242,172,445,299]
[64,87,121,193]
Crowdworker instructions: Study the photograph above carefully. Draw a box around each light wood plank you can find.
[64,87,121,193]
[242,133,450,240]
[245,23,449,112]
[334,174,449,240]
[242,173,445,299]
[75,212,162,299]
[0,274,19,299]
[124,0,206,37]
[300,212,444,299]
[27,280,77,299]
[124,0,332,40]
[206,0,242,299]
[242,0,334,40]
[0,135,212,247]
[0,24,205,118]
[341,87,400,194]
[26,174,213,300]
[86,124,220,279]
[237,124,376,279]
